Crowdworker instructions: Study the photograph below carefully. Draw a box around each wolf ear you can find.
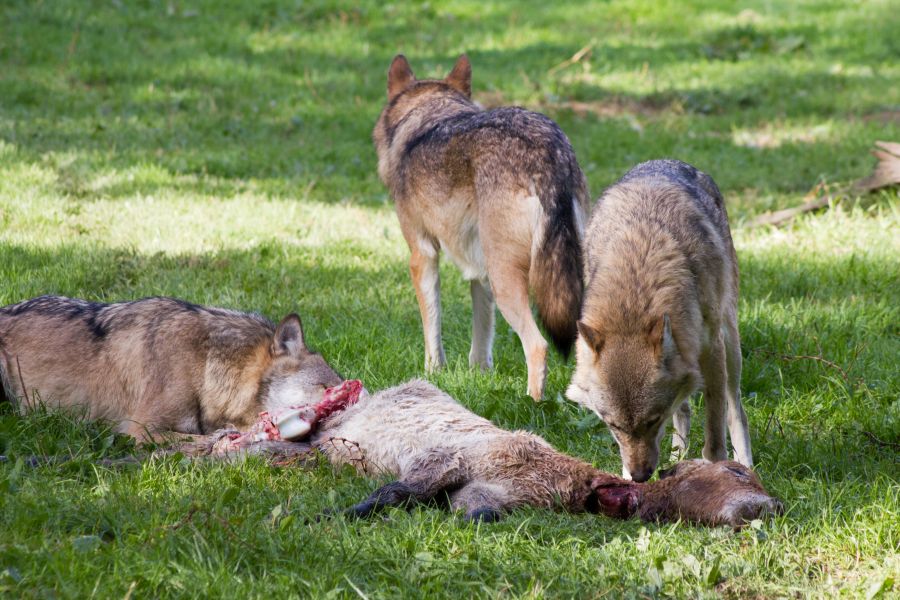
[445,54,471,97]
[577,321,604,353]
[388,54,415,100]
[273,314,307,357]
[650,315,677,362]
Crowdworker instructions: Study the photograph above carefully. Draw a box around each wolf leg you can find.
[670,398,691,461]
[346,448,464,518]
[478,193,548,400]
[482,255,547,399]
[408,242,445,372]
[700,333,729,462]
[469,279,495,370]
[723,318,752,467]
[450,480,510,523]
[490,273,546,400]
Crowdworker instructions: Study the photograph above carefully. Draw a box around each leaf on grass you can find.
[279,514,295,531]
[662,559,683,580]
[269,504,283,523]
[705,556,722,588]
[635,527,651,552]
[72,535,102,553]
[777,35,806,54]
[219,486,239,506]
[682,554,702,578]
[866,575,894,600]
[646,564,663,589]
[0,568,22,583]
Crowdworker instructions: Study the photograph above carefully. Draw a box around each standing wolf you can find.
[567,160,752,482]
[373,54,590,400]
[0,296,342,439]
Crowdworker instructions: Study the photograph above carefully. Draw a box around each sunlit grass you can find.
[1,0,898,597]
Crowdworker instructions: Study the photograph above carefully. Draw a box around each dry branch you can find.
[748,140,900,228]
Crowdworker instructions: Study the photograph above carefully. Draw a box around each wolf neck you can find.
[204,326,273,427]
[383,95,480,187]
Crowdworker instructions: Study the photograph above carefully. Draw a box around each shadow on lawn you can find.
[2,238,896,454]
[2,0,898,205]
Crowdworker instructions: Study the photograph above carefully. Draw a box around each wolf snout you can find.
[627,464,655,483]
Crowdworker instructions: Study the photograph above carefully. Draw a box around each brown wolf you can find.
[567,160,752,482]
[372,54,590,399]
[0,296,342,439]
[308,380,779,527]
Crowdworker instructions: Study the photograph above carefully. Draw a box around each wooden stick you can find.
[748,140,900,228]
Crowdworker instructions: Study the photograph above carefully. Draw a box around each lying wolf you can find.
[567,160,752,482]
[373,54,590,400]
[0,296,342,440]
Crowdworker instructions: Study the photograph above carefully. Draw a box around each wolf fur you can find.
[309,379,779,527]
[567,159,752,482]
[373,54,590,399]
[0,296,342,439]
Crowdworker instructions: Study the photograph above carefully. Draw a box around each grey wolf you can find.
[567,159,752,482]
[309,379,778,527]
[0,296,342,440]
[372,54,590,399]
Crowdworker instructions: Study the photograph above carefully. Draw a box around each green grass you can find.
[1,0,898,597]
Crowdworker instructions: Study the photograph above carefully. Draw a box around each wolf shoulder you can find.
[588,159,734,251]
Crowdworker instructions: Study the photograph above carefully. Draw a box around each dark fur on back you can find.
[0,295,273,342]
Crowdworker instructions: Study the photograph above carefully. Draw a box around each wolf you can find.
[0,296,342,440]
[566,159,753,482]
[372,54,590,399]
[305,379,779,528]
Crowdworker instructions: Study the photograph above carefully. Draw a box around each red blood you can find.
[315,379,363,421]
[224,380,365,452]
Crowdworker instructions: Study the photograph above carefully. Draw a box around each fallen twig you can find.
[860,430,900,452]
[753,348,850,383]
[854,140,900,192]
[748,140,900,228]
[548,42,594,75]
[747,190,838,228]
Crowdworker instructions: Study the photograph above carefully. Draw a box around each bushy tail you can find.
[530,179,586,358]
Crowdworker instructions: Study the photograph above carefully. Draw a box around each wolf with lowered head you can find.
[373,54,590,400]
[567,160,752,482]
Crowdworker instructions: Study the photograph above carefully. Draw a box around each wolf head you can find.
[372,54,475,184]
[567,314,701,482]
[257,314,343,413]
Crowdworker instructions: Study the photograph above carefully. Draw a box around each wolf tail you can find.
[530,174,587,358]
